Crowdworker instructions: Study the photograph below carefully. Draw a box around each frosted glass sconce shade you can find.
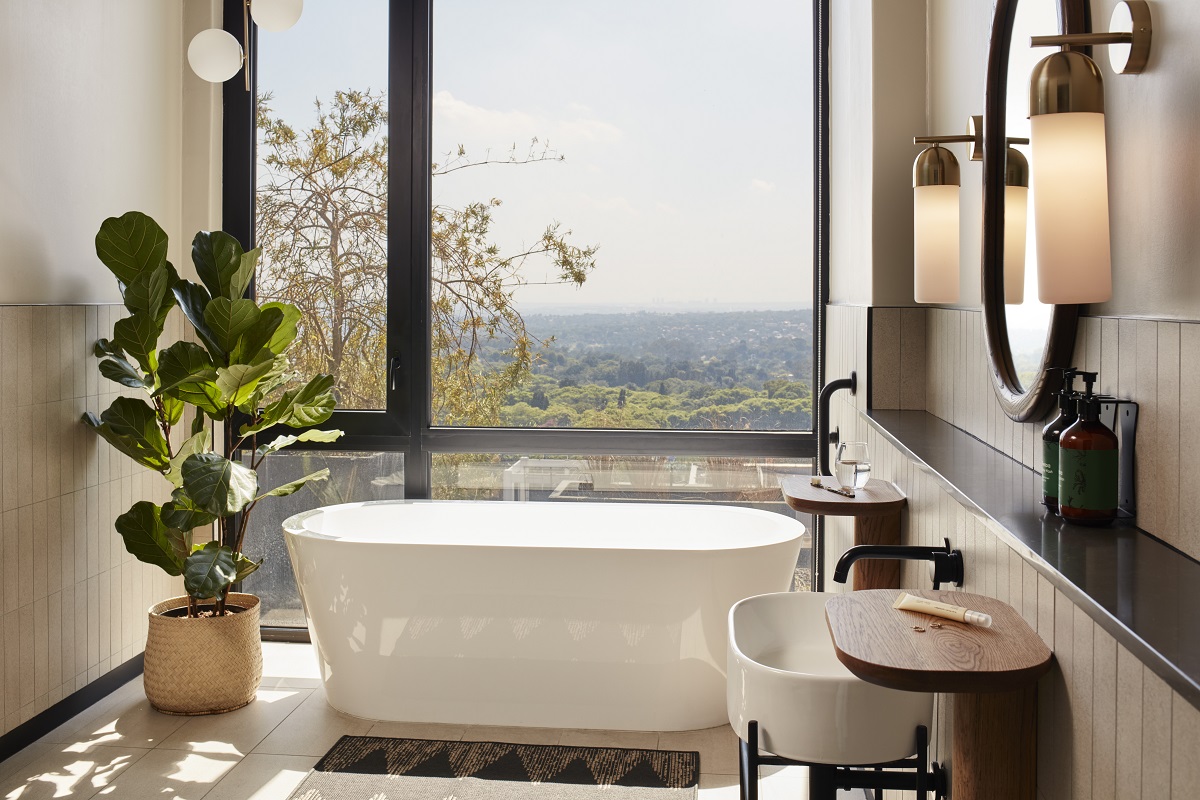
[1003,147,1029,305]
[913,146,961,304]
[187,29,244,83]
[1004,185,1029,304]
[1029,51,1111,304]
[251,0,304,32]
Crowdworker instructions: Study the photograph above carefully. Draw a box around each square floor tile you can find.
[365,720,467,741]
[0,743,151,800]
[156,687,310,756]
[192,753,317,800]
[252,687,374,757]
[93,748,238,798]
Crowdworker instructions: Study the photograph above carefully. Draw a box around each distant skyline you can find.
[256,0,814,308]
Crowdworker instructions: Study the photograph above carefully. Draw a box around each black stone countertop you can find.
[866,409,1200,710]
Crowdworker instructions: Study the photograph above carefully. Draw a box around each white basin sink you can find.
[727,592,933,765]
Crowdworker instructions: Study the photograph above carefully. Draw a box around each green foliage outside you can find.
[253,88,814,437]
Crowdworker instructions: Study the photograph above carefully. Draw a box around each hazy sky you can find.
[257,0,814,311]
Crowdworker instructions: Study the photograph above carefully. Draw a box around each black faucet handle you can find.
[929,538,965,590]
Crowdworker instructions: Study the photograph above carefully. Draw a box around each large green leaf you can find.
[93,338,126,359]
[181,452,258,517]
[229,306,284,366]
[81,397,170,471]
[161,487,217,531]
[95,212,168,284]
[121,262,178,325]
[240,374,336,435]
[233,552,263,583]
[114,501,185,576]
[255,429,345,458]
[259,302,302,355]
[238,356,292,414]
[98,356,150,390]
[255,468,330,501]
[113,312,165,374]
[156,342,224,416]
[172,280,223,360]
[161,395,185,426]
[156,341,217,393]
[183,541,237,600]
[216,360,280,408]
[204,298,261,356]
[192,231,257,302]
[164,430,209,489]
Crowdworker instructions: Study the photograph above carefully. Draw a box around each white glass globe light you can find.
[187,29,243,83]
[251,0,304,32]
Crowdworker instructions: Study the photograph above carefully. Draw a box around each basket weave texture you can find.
[144,592,263,715]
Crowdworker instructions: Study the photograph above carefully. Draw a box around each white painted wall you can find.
[0,0,218,304]
[829,0,927,307]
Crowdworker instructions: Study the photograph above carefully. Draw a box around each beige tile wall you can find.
[824,302,1200,799]
[0,305,181,737]
[920,307,1197,562]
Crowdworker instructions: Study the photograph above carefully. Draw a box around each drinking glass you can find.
[835,442,871,490]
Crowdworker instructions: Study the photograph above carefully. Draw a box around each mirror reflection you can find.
[1004,0,1057,390]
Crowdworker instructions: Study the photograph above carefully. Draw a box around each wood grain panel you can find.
[825,589,1053,693]
[954,686,1038,800]
[780,477,905,517]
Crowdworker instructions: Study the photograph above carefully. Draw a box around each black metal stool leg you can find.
[915,725,928,800]
[808,764,838,800]
[740,720,759,800]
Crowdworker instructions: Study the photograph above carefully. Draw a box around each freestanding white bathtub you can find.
[283,500,805,731]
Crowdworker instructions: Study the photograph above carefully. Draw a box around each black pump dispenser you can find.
[1058,371,1118,525]
[1041,368,1078,510]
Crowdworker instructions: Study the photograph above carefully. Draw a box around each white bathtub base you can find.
[284,500,806,731]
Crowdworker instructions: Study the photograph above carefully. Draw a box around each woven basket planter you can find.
[143,592,263,715]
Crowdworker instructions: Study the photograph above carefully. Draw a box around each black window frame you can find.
[223,0,829,502]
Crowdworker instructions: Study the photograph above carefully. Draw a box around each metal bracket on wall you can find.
[1099,399,1138,518]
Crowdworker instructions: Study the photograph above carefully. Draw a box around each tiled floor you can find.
[0,642,832,799]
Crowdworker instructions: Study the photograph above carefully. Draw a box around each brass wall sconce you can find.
[187,0,304,90]
[912,117,1029,304]
[1028,0,1152,304]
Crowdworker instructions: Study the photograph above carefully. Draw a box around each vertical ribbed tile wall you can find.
[863,425,1200,800]
[924,308,1197,562]
[825,302,1200,800]
[0,305,179,736]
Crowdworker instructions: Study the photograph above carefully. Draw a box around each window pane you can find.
[254,2,389,410]
[432,453,813,591]
[242,451,405,628]
[432,0,815,431]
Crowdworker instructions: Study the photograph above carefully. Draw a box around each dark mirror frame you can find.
[982,0,1089,421]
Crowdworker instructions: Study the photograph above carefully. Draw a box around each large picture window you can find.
[227,0,826,628]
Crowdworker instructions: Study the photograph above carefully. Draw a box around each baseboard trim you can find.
[0,653,145,764]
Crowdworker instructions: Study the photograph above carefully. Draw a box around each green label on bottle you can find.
[1042,440,1058,499]
[1058,448,1118,512]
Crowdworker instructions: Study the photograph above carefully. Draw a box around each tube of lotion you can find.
[892,592,993,628]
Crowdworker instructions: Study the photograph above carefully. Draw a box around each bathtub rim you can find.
[283,498,807,552]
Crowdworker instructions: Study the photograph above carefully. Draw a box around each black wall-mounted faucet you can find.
[833,538,964,589]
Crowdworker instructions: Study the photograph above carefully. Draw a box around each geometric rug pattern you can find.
[287,736,700,799]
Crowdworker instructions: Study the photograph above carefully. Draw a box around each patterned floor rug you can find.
[288,735,700,799]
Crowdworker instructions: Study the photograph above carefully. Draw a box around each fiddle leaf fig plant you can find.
[83,211,343,617]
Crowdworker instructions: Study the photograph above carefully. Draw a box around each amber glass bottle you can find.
[1057,372,1118,526]
[1041,367,1077,511]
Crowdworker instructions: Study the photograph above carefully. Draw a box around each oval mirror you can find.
[982,0,1086,421]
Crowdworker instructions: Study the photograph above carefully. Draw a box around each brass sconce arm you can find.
[1030,0,1151,74]
[915,117,1027,164]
